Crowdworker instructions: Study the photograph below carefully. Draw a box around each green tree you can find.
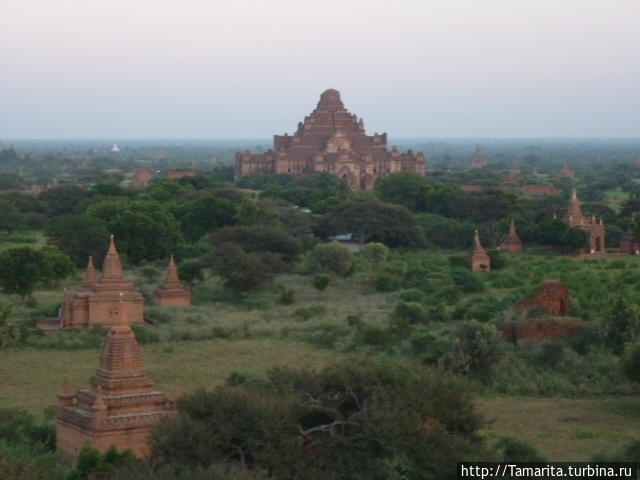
[0,246,73,298]
[309,242,353,275]
[46,214,110,266]
[88,200,183,263]
[601,296,640,354]
[39,184,87,216]
[317,198,424,248]
[0,199,23,233]
[176,196,236,241]
[446,320,504,380]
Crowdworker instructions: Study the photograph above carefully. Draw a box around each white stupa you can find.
[111,143,120,153]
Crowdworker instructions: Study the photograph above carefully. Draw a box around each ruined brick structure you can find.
[53,237,144,330]
[620,230,640,255]
[501,165,522,184]
[471,230,491,272]
[234,89,426,190]
[500,220,523,253]
[515,280,570,316]
[523,185,559,196]
[132,169,197,189]
[154,255,192,306]
[470,145,489,169]
[57,297,176,463]
[131,169,159,189]
[563,190,606,254]
[502,319,583,342]
[560,163,576,179]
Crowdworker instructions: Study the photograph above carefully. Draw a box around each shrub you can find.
[398,288,425,303]
[390,301,429,333]
[150,359,486,479]
[354,324,390,347]
[309,242,353,275]
[621,340,640,384]
[361,242,389,265]
[494,436,547,462]
[311,273,330,292]
[446,320,504,380]
[279,289,295,305]
[448,255,470,269]
[374,273,400,292]
[487,249,506,270]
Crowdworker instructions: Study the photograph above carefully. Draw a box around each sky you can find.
[1,0,639,139]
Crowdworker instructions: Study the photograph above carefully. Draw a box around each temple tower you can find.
[500,220,524,253]
[471,230,491,272]
[56,296,176,463]
[563,190,606,254]
[154,255,192,306]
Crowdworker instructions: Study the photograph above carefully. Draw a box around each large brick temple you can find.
[234,89,426,190]
[57,296,176,462]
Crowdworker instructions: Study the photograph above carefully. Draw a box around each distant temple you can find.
[560,163,576,179]
[471,230,491,272]
[56,296,176,462]
[500,220,523,252]
[563,190,605,254]
[131,169,198,189]
[39,236,144,332]
[154,255,192,306]
[470,145,489,169]
[234,89,426,190]
[110,143,120,153]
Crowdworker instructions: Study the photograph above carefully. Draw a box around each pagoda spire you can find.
[501,219,524,252]
[82,256,97,289]
[154,255,192,306]
[100,235,124,282]
[473,229,486,253]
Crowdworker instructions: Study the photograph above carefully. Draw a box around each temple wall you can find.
[156,294,191,306]
[57,420,152,463]
[87,300,144,327]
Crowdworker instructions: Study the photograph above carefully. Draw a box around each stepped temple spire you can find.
[57,295,176,463]
[471,230,491,272]
[501,220,524,253]
[154,255,192,306]
[234,89,426,191]
[40,236,144,332]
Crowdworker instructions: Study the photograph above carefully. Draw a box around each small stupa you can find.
[154,255,192,306]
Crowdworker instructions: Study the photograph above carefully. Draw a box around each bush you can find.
[308,242,353,275]
[446,320,504,380]
[374,273,400,292]
[279,289,295,305]
[398,288,425,303]
[390,301,429,333]
[361,242,389,265]
[311,273,330,292]
[150,359,486,479]
[621,340,640,383]
[494,436,547,461]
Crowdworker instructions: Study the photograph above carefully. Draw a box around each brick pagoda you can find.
[560,163,576,179]
[471,230,491,272]
[500,220,523,253]
[234,89,426,190]
[59,236,144,329]
[154,255,192,306]
[57,296,176,462]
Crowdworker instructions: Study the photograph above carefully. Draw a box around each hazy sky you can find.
[1,0,639,139]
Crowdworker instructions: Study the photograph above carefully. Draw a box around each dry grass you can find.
[477,396,640,461]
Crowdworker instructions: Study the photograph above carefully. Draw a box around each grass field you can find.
[0,338,339,414]
[1,337,639,461]
[477,396,640,461]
